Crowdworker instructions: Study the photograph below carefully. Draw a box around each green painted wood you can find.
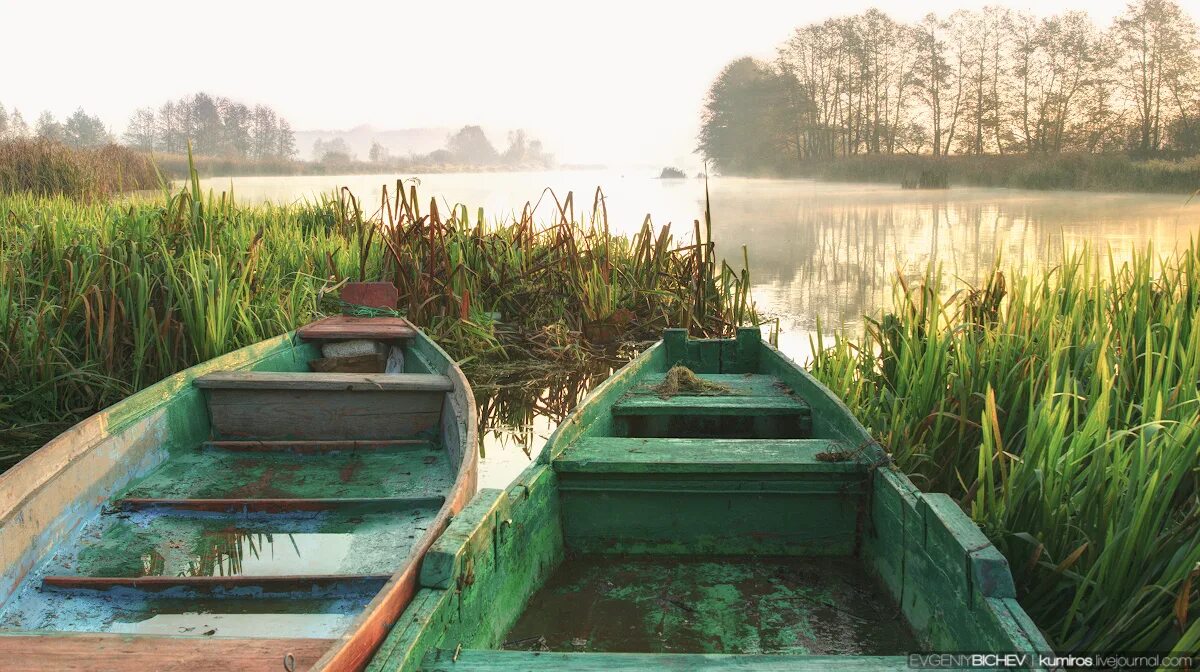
[559,488,860,556]
[368,588,457,672]
[718,327,761,374]
[554,438,863,474]
[120,447,454,500]
[195,371,453,392]
[612,395,808,416]
[420,489,510,589]
[201,439,433,453]
[367,465,566,672]
[860,468,1051,655]
[663,329,687,366]
[683,339,723,373]
[363,330,1051,671]
[114,496,445,513]
[420,650,910,671]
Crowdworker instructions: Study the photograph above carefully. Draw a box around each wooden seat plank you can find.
[195,371,452,392]
[631,373,795,397]
[555,437,863,473]
[0,634,336,672]
[296,315,415,341]
[612,395,809,416]
[42,574,390,591]
[114,495,446,513]
[202,439,433,453]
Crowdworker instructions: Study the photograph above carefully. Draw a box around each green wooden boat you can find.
[367,328,1050,671]
[0,313,477,671]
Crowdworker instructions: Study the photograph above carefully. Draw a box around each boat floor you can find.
[0,443,453,637]
[503,556,917,656]
[123,442,452,500]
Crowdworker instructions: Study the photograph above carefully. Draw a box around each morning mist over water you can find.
[199,170,1200,363]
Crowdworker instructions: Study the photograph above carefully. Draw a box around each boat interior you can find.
[368,328,1045,671]
[0,316,473,668]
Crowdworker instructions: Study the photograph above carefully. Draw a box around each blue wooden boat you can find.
[0,315,477,671]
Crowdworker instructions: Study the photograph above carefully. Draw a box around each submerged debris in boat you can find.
[815,449,854,462]
[651,365,736,399]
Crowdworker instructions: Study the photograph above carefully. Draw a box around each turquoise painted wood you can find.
[366,328,1052,672]
[0,318,478,672]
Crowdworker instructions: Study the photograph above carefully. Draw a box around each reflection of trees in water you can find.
[472,358,624,458]
[704,184,1192,342]
[140,550,166,577]
[186,530,269,577]
[137,529,275,577]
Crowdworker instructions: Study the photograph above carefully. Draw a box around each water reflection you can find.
[475,360,617,488]
[135,530,357,577]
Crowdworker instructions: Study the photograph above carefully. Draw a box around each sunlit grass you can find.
[0,139,160,198]
[809,244,1200,654]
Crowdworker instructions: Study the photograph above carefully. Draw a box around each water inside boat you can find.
[505,555,917,655]
[0,316,475,670]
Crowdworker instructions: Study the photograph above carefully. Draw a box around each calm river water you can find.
[199,170,1200,486]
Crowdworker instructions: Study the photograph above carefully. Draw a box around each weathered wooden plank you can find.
[663,328,688,366]
[420,650,910,671]
[196,372,452,392]
[554,438,864,473]
[612,394,808,416]
[115,496,445,513]
[560,488,860,556]
[0,634,336,672]
[202,439,433,453]
[419,489,510,589]
[42,574,391,591]
[206,388,442,441]
[340,282,400,309]
[297,315,416,340]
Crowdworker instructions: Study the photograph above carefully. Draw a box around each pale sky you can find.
[1,0,1143,166]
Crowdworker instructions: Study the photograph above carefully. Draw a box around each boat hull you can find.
[0,324,477,671]
[366,328,1050,671]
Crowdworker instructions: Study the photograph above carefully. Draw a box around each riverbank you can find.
[785,153,1200,193]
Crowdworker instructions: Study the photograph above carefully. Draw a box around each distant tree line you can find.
[1,93,298,162]
[699,0,1200,173]
[315,125,553,168]
[0,104,114,148]
[123,93,296,159]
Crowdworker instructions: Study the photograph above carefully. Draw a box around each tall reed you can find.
[0,176,762,467]
[0,139,160,198]
[810,245,1200,654]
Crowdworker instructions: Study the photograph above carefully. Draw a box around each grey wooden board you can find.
[195,371,453,392]
[206,388,443,440]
